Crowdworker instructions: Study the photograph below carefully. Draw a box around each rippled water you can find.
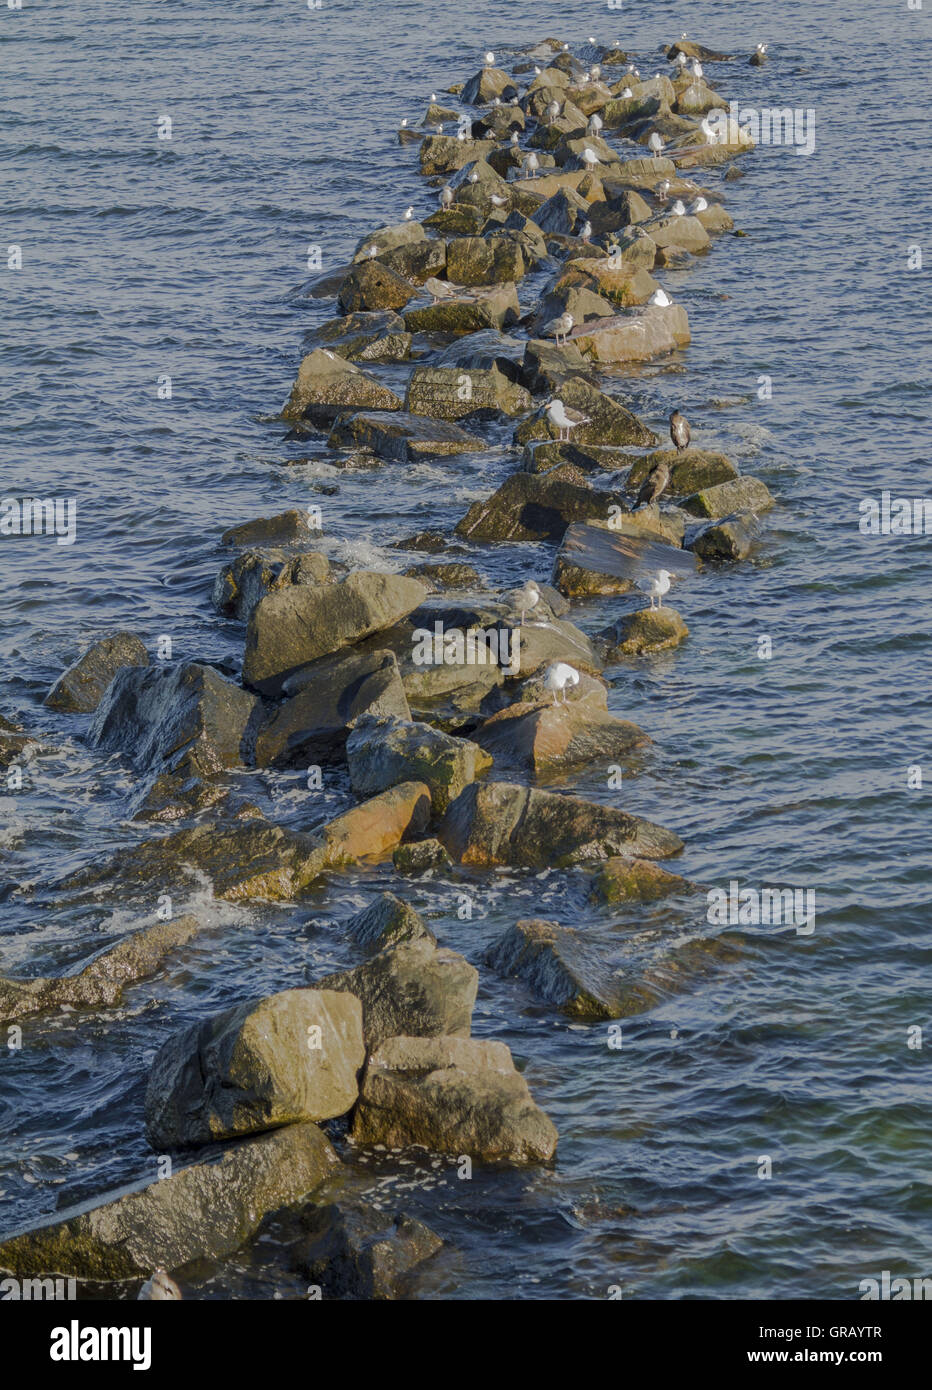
[1,0,930,1299]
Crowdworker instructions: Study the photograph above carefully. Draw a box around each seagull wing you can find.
[560,521,697,580]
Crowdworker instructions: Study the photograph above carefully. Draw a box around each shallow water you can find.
[1,0,930,1299]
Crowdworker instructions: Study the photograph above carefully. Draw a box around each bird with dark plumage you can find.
[636,457,671,507]
[669,409,690,453]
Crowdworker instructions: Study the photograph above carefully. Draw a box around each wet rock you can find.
[337,260,416,314]
[316,938,477,1052]
[129,771,239,824]
[328,410,485,462]
[45,633,149,715]
[433,327,526,377]
[625,448,738,496]
[89,662,259,777]
[589,856,694,904]
[243,571,428,697]
[672,80,722,115]
[351,1035,557,1164]
[0,916,200,1023]
[520,339,593,394]
[461,66,518,105]
[346,714,492,815]
[589,189,653,234]
[571,303,691,363]
[144,989,364,1148]
[690,516,757,561]
[221,510,320,549]
[553,516,684,596]
[439,780,683,867]
[402,659,506,729]
[515,379,656,448]
[522,439,627,477]
[253,649,410,767]
[512,615,602,679]
[213,548,330,622]
[531,186,590,235]
[419,134,498,176]
[695,202,734,234]
[404,561,482,590]
[644,212,710,254]
[316,781,433,869]
[601,607,689,657]
[393,838,452,875]
[355,222,428,259]
[290,1201,442,1299]
[423,204,485,237]
[445,235,525,286]
[405,365,531,421]
[403,283,520,334]
[0,1122,339,1280]
[555,255,658,308]
[455,470,630,544]
[344,892,436,951]
[486,918,629,1020]
[305,310,412,363]
[0,714,30,771]
[369,237,447,285]
[473,694,646,778]
[532,285,615,336]
[281,348,401,425]
[666,39,733,61]
[681,475,775,519]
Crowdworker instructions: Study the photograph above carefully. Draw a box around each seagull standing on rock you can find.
[649,132,664,155]
[670,409,690,452]
[546,99,561,121]
[547,397,590,442]
[507,580,541,625]
[688,195,708,213]
[439,185,454,208]
[648,288,672,307]
[637,569,673,610]
[580,219,592,243]
[403,206,415,220]
[525,150,540,178]
[588,113,603,135]
[671,198,686,216]
[549,311,574,346]
[543,662,580,704]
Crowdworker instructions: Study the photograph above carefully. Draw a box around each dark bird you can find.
[636,457,671,507]
[669,409,690,453]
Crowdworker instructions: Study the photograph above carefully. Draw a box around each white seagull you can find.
[547,397,590,441]
[671,198,686,216]
[620,87,634,99]
[700,115,720,145]
[525,150,540,178]
[648,132,664,155]
[549,311,574,346]
[648,288,672,307]
[546,99,561,120]
[439,185,454,207]
[544,662,580,704]
[637,569,673,610]
[691,60,703,78]
[484,51,495,66]
[588,113,603,135]
[579,219,592,243]
[403,205,415,220]
[581,147,600,168]
[688,195,708,213]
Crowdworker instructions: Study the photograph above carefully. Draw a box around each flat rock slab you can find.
[554,518,687,596]
[438,780,683,867]
[405,366,531,421]
[681,475,775,519]
[144,989,365,1148]
[571,304,691,363]
[455,470,630,544]
[473,695,648,778]
[0,1122,339,1280]
[328,411,485,462]
[45,632,149,715]
[351,1034,558,1164]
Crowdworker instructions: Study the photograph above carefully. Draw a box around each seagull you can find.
[439,185,454,208]
[757,43,768,53]
[636,457,671,507]
[534,64,542,75]
[511,130,520,146]
[490,97,501,108]
[656,178,672,200]
[669,409,690,452]
[400,117,409,128]
[430,92,437,102]
[423,276,460,302]
[637,569,673,610]
[138,1269,182,1301]
[588,113,603,135]
[490,193,507,206]
[580,219,592,243]
[543,662,580,704]
[700,115,719,144]
[648,132,664,155]
[648,288,672,307]
[484,51,495,66]
[691,60,703,78]
[688,195,708,213]
[671,198,686,216]
[620,87,633,99]
[468,170,479,183]
[435,123,444,135]
[403,206,415,220]
[547,397,590,441]
[549,311,574,346]
[675,53,688,69]
[590,64,601,80]
[507,580,541,625]
[581,147,600,168]
[525,151,540,178]
[546,99,561,120]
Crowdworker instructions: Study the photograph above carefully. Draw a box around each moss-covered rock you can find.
[281,348,401,425]
[625,448,738,496]
[589,855,695,904]
[602,606,689,656]
[405,365,531,420]
[681,475,775,518]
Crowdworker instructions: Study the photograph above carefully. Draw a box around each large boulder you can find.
[571,304,691,363]
[419,133,499,175]
[281,348,401,424]
[515,379,656,448]
[144,989,365,1148]
[337,259,416,313]
[625,448,738,496]
[315,937,477,1052]
[253,649,410,767]
[304,309,412,362]
[462,66,518,105]
[485,917,631,1019]
[0,1123,339,1280]
[213,548,330,622]
[88,662,259,777]
[473,695,647,778]
[600,606,689,656]
[45,632,149,714]
[0,916,200,1023]
[343,892,436,951]
[351,1035,558,1164]
[346,715,492,814]
[243,571,428,697]
[327,410,485,462]
[455,469,631,543]
[289,1201,442,1299]
[689,516,757,561]
[403,283,520,334]
[221,510,319,549]
[314,781,433,869]
[445,235,526,286]
[553,255,659,307]
[553,515,685,596]
[405,366,531,421]
[438,780,683,866]
[681,475,775,519]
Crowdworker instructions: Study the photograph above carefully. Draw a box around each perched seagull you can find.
[547,397,590,441]
[546,99,561,120]
[671,198,686,216]
[549,311,574,346]
[435,123,444,135]
[675,53,688,69]
[400,117,409,128]
[468,169,479,183]
[439,185,454,208]
[588,113,603,135]
[688,195,708,213]
[544,662,580,704]
[636,457,671,507]
[648,288,672,307]
[656,178,672,200]
[534,64,542,75]
[403,205,415,220]
[700,115,719,144]
[484,51,495,66]
[424,276,460,302]
[490,96,501,108]
[690,60,703,78]
[637,568,673,610]
[511,130,520,146]
[620,86,634,99]
[590,64,602,80]
[669,409,690,452]
[579,219,592,243]
[490,192,507,206]
[648,132,664,155]
[138,1270,182,1301]
[525,150,540,178]
[430,92,437,102]
[507,580,541,625]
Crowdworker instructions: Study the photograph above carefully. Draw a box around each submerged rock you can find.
[89,662,259,777]
[243,571,427,697]
[589,856,695,904]
[221,510,319,549]
[328,410,485,462]
[0,1122,339,1280]
[281,348,401,425]
[0,714,31,771]
[343,892,436,951]
[0,916,200,1023]
[600,607,690,657]
[144,989,365,1148]
[289,1201,443,1300]
[45,632,149,715]
[392,838,452,875]
[439,780,683,867]
[351,1034,558,1164]
[485,917,628,1020]
[315,937,477,1052]
[346,714,492,814]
